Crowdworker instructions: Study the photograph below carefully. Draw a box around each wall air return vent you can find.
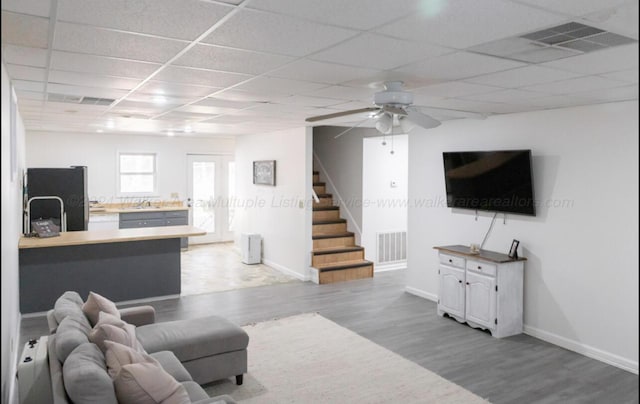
[469,22,637,63]
[46,93,115,106]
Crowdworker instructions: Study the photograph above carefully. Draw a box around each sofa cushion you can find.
[53,291,85,324]
[54,314,91,363]
[137,316,249,362]
[62,343,117,404]
[83,291,120,326]
[180,381,209,402]
[90,323,138,353]
[113,362,190,404]
[104,340,160,379]
[150,351,193,383]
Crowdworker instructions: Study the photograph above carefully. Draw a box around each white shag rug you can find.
[204,313,488,403]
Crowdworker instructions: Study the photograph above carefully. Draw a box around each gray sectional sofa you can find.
[27,291,249,404]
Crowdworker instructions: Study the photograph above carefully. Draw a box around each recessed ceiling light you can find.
[96,129,104,133]
[106,120,115,129]
[153,95,167,104]
[184,125,193,133]
[167,130,175,137]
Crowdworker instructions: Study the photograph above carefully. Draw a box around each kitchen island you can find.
[19,226,205,313]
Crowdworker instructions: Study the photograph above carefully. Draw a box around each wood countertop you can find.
[19,226,205,249]
[434,245,527,263]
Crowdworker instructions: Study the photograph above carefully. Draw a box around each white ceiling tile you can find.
[376,0,565,48]
[154,66,252,88]
[233,77,326,95]
[575,84,638,102]
[12,80,45,92]
[53,22,186,63]
[5,64,46,81]
[462,88,548,103]
[14,90,45,101]
[194,97,257,110]
[411,94,447,107]
[202,115,254,124]
[57,0,232,40]
[175,44,294,75]
[600,69,639,83]
[517,94,593,108]
[175,104,243,116]
[310,33,453,70]
[48,70,142,90]
[2,45,48,67]
[541,43,638,74]
[46,83,129,100]
[212,88,289,103]
[513,0,628,17]
[1,0,50,17]
[508,47,580,63]
[278,95,344,107]
[408,97,505,113]
[324,101,373,111]
[468,37,548,57]
[248,0,420,30]
[268,59,381,85]
[466,65,584,88]
[523,75,629,94]
[202,9,358,57]
[395,52,526,81]
[1,11,49,48]
[301,85,375,101]
[50,51,161,79]
[136,81,219,98]
[583,0,638,39]
[413,81,501,98]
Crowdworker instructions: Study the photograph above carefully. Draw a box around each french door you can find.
[187,154,235,244]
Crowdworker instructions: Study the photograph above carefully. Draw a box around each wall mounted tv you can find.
[442,149,535,216]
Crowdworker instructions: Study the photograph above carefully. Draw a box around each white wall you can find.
[407,101,639,373]
[362,135,408,269]
[2,61,26,404]
[26,132,235,202]
[234,127,312,280]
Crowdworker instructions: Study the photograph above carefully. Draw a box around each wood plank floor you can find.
[20,271,638,403]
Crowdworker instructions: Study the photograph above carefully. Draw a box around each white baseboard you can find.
[523,325,638,375]
[375,263,407,272]
[404,286,438,302]
[263,259,309,281]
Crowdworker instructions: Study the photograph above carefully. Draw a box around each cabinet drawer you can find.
[466,260,497,277]
[120,211,165,221]
[119,218,166,228]
[165,217,188,226]
[439,253,465,269]
[165,210,188,218]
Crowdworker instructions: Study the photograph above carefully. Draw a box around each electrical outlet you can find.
[171,192,179,199]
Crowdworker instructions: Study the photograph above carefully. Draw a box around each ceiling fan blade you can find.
[306,107,379,122]
[415,106,487,120]
[406,107,441,129]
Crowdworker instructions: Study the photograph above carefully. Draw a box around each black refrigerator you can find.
[26,166,89,232]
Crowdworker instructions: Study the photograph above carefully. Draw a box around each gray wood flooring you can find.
[19,270,638,404]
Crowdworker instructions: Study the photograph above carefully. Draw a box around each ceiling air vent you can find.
[469,22,637,63]
[46,93,115,106]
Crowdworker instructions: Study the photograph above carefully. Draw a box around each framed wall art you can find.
[253,160,276,186]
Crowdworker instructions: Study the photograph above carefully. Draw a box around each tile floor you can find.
[181,242,300,296]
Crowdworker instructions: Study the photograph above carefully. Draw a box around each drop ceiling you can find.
[1,0,638,137]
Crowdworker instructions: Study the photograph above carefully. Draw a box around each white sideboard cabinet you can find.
[435,245,525,338]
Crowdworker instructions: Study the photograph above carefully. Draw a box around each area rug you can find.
[204,313,488,403]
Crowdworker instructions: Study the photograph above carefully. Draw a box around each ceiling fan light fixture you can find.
[375,113,393,135]
[399,116,415,133]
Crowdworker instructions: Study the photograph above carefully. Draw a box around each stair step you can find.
[312,206,339,211]
[312,246,364,255]
[312,219,346,225]
[313,259,374,273]
[313,182,325,186]
[312,232,354,240]
[316,193,332,198]
[313,171,319,175]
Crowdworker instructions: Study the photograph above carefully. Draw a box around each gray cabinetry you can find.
[120,210,189,248]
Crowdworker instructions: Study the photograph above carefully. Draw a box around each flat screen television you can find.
[442,149,535,216]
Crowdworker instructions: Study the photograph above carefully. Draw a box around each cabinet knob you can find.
[448,259,452,263]
[477,266,482,270]
[466,282,469,285]
[458,280,462,284]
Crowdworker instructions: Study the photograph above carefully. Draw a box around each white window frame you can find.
[117,152,158,197]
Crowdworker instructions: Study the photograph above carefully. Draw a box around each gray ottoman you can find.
[137,315,249,385]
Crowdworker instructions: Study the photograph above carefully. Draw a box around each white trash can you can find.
[241,234,261,264]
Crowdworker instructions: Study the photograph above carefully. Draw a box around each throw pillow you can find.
[54,314,91,363]
[63,343,118,404]
[95,311,128,328]
[104,340,159,379]
[89,323,138,353]
[113,362,190,404]
[83,291,120,326]
[53,291,85,323]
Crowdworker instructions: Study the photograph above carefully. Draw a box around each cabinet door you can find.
[465,271,497,329]
[439,265,465,318]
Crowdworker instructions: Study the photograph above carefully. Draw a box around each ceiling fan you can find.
[305,81,485,138]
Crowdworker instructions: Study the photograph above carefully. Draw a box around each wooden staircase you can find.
[311,171,374,284]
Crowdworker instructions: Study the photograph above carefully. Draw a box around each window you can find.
[118,153,156,195]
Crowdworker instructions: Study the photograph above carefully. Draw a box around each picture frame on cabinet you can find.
[508,239,520,259]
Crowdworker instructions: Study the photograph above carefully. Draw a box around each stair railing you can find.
[311,188,320,204]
